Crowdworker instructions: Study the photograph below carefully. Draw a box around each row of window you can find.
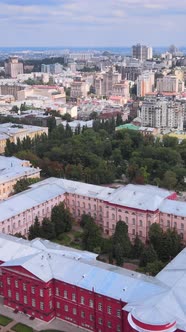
[7,280,52,297]
[8,290,53,310]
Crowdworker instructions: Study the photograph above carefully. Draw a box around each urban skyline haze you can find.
[0,0,185,47]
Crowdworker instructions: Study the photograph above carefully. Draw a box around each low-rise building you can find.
[0,123,48,154]
[1,177,186,243]
[0,233,185,331]
[0,156,40,200]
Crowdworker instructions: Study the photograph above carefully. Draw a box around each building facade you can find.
[0,156,40,200]
[0,234,185,332]
[136,71,155,97]
[0,123,48,154]
[4,57,24,78]
[1,178,186,243]
[139,97,184,130]
[132,44,153,61]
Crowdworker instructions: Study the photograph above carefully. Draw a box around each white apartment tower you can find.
[139,98,184,130]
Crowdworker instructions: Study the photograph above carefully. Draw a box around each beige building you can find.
[156,76,184,94]
[70,81,89,98]
[112,80,130,98]
[0,123,48,154]
[4,57,23,78]
[137,71,155,97]
[0,156,40,200]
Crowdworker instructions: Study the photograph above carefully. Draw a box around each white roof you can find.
[0,234,166,303]
[124,249,186,331]
[160,199,186,217]
[0,156,40,185]
[107,184,172,211]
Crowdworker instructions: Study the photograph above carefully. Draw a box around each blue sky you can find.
[0,0,185,47]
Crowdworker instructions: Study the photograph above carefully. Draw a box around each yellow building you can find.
[0,123,48,154]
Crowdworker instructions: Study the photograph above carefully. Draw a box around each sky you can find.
[0,0,186,47]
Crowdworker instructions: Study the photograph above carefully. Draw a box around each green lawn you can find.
[0,314,12,326]
[12,323,33,332]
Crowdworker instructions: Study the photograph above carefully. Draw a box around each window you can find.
[181,223,184,230]
[167,220,170,227]
[119,215,121,221]
[80,296,85,305]
[24,295,27,304]
[32,299,36,307]
[40,302,44,310]
[7,278,11,285]
[181,217,184,220]
[107,321,112,328]
[132,229,135,235]
[90,314,94,321]
[40,289,44,297]
[98,317,103,325]
[117,310,121,318]
[81,311,85,318]
[49,288,52,296]
[73,308,77,315]
[88,203,91,209]
[139,220,143,227]
[112,214,115,220]
[56,287,59,296]
[117,325,121,332]
[16,292,19,301]
[8,289,11,297]
[107,306,112,315]
[125,217,128,223]
[139,230,142,236]
[174,222,177,228]
[64,305,68,312]
[98,303,102,311]
[56,302,60,309]
[94,204,96,211]
[72,293,76,302]
[49,300,53,309]
[64,290,68,299]
[106,211,109,218]
[31,286,35,294]
[180,233,184,240]
[15,280,18,288]
[89,299,94,308]
[174,216,177,219]
[23,283,27,291]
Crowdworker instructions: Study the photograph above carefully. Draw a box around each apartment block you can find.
[140,98,184,130]
[4,57,24,78]
[137,71,155,97]
[70,81,89,98]
[156,75,184,94]
[132,44,153,61]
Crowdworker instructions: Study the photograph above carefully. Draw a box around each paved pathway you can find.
[0,300,89,332]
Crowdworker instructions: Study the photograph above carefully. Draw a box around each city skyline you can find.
[0,0,185,47]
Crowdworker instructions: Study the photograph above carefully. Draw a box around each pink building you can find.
[0,178,185,243]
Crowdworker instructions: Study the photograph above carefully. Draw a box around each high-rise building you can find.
[139,97,184,130]
[136,71,155,97]
[4,57,23,78]
[132,44,153,61]
[156,76,184,94]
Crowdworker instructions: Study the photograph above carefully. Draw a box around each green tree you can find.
[149,223,163,252]
[41,217,56,240]
[81,215,102,252]
[161,170,177,190]
[28,216,41,240]
[112,221,131,264]
[131,236,145,259]
[139,245,158,267]
[51,202,73,235]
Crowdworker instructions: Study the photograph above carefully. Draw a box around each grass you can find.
[12,323,33,332]
[0,314,12,326]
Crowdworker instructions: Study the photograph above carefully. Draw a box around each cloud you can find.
[0,0,185,46]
